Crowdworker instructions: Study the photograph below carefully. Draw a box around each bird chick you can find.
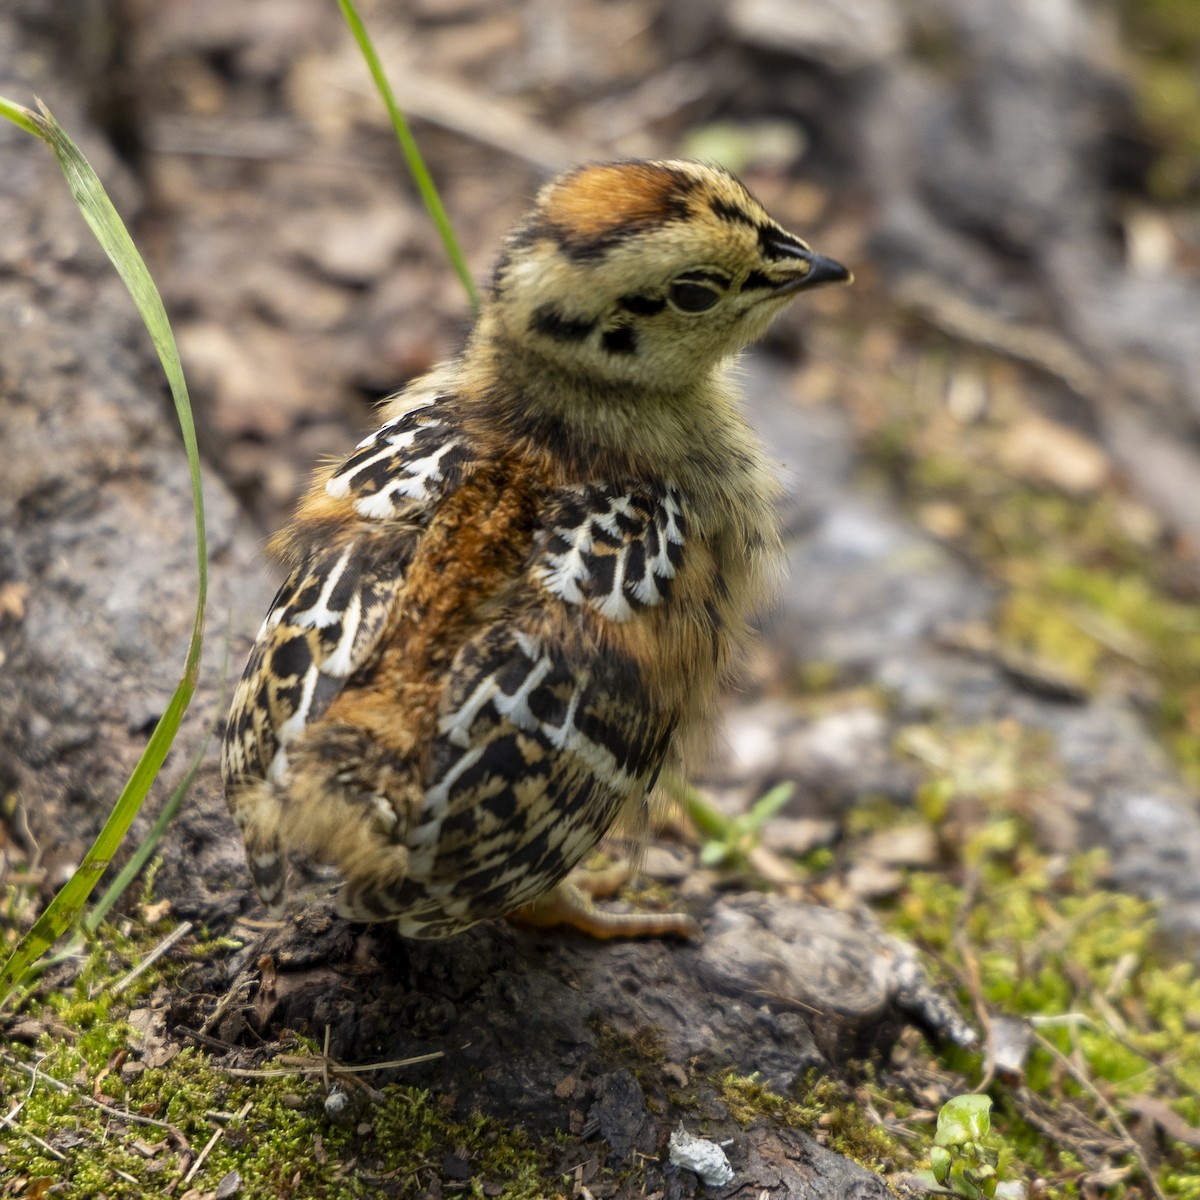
[221,159,850,939]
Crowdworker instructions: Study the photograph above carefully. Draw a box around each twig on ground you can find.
[1031,1030,1167,1200]
[219,1049,444,1098]
[106,920,194,996]
[183,1127,223,1185]
[201,969,258,1036]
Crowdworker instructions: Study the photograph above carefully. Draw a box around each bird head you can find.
[482,159,851,392]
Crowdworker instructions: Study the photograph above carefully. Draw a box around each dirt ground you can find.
[4,1,1200,1196]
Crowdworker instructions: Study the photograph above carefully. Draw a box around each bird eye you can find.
[669,281,721,313]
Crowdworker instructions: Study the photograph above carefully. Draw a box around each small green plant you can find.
[699,781,795,867]
[676,777,796,869]
[930,1095,1001,1198]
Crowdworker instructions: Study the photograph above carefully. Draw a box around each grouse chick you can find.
[221,159,850,938]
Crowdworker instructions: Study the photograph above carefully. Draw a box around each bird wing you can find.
[221,402,472,793]
[334,481,686,934]
[338,614,675,933]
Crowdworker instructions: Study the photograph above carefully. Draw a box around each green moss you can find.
[718,1070,914,1173]
[996,590,1100,691]
[2,913,555,1199]
[3,1035,556,1199]
[591,1020,668,1078]
[897,721,1059,870]
[849,650,1200,1196]
[719,1069,818,1126]
[886,802,1200,1193]
[189,932,247,958]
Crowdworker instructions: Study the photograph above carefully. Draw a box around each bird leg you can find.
[508,868,701,940]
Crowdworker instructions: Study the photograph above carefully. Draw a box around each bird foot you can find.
[508,875,700,940]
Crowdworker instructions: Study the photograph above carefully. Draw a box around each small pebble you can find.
[323,1087,354,1125]
[214,1170,242,1199]
[668,1126,734,1187]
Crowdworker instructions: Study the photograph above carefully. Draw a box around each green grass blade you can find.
[0,99,207,1005]
[336,0,478,310]
[0,97,41,138]
[83,640,229,934]
[84,714,213,934]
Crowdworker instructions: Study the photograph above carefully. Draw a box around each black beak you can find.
[759,227,852,293]
[772,249,853,296]
[790,250,852,290]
